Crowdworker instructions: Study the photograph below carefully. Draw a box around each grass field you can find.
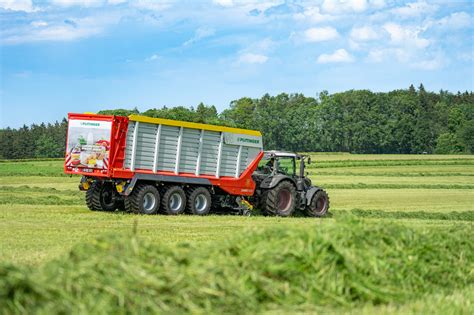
[0,154,473,313]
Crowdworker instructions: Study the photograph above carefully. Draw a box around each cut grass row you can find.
[344,209,474,222]
[308,159,474,168]
[2,202,473,267]
[314,165,474,176]
[304,153,474,161]
[2,186,474,213]
[1,217,472,313]
[5,174,474,188]
[2,157,474,177]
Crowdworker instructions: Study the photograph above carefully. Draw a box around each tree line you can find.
[1,84,473,159]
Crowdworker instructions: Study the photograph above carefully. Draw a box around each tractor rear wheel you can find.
[125,184,161,214]
[264,181,296,217]
[186,187,211,215]
[86,181,120,211]
[307,190,329,217]
[162,186,186,215]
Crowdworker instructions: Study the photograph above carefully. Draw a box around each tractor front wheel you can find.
[307,190,329,217]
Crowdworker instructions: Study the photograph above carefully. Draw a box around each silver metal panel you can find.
[124,121,262,177]
[152,125,162,172]
[195,130,204,175]
[178,128,200,174]
[219,144,238,177]
[215,133,225,178]
[130,121,139,171]
[156,125,179,172]
[175,127,183,174]
[235,145,242,178]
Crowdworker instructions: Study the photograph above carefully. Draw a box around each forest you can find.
[1,84,473,159]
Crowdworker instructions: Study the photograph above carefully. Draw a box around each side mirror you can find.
[307,157,311,164]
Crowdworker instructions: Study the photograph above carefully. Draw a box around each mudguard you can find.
[259,174,296,189]
[305,186,323,206]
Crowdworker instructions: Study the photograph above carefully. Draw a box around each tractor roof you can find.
[264,151,301,158]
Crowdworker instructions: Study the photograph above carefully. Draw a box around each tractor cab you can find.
[255,151,311,189]
[252,151,329,217]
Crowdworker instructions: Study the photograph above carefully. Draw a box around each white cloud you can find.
[367,48,409,63]
[3,14,120,44]
[303,26,339,42]
[322,0,369,14]
[183,27,215,46]
[50,0,105,7]
[383,23,430,49]
[317,49,354,63]
[213,0,233,7]
[370,0,385,9]
[412,57,443,70]
[132,0,173,11]
[0,0,35,12]
[391,1,438,18]
[239,53,268,64]
[293,6,337,23]
[350,26,379,41]
[31,21,48,27]
[437,12,471,29]
[108,0,126,4]
[145,54,160,61]
[367,47,443,70]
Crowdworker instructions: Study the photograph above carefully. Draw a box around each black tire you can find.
[162,186,186,215]
[307,190,330,217]
[126,184,160,214]
[186,187,212,215]
[264,181,296,217]
[85,181,119,212]
[85,181,102,211]
[242,209,252,217]
[99,182,120,211]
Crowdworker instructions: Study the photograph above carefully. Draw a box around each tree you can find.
[459,121,474,153]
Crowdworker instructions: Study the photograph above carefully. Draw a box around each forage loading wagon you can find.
[65,113,329,216]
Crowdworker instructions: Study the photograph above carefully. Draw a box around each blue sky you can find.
[0,0,473,128]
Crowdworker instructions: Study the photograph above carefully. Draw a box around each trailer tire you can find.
[100,182,120,212]
[264,181,296,217]
[85,181,102,211]
[126,184,160,214]
[187,187,211,215]
[85,181,119,211]
[307,190,329,217]
[162,186,186,215]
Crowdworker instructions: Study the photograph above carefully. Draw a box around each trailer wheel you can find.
[307,190,330,217]
[162,186,186,215]
[100,183,120,211]
[187,187,211,215]
[126,184,160,214]
[85,181,102,211]
[264,181,296,217]
[85,182,119,211]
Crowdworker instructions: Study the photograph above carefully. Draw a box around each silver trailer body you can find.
[123,116,263,178]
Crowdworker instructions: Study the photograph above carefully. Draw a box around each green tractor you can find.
[252,151,329,217]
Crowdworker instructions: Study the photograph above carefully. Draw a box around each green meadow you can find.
[0,154,473,313]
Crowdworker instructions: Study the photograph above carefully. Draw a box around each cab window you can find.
[277,157,295,176]
[257,157,275,174]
